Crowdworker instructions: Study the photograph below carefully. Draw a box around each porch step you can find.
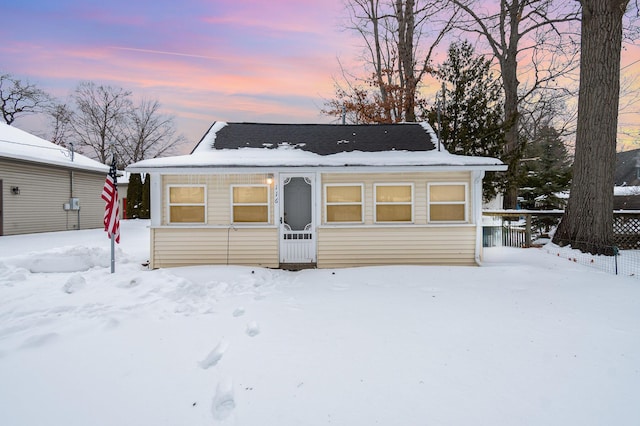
[279,263,317,271]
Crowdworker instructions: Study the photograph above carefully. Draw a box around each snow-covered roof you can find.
[0,123,109,173]
[128,122,506,172]
[614,186,640,196]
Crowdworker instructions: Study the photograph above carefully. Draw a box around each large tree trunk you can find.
[553,0,629,255]
[500,1,524,210]
[396,0,417,122]
[501,56,520,209]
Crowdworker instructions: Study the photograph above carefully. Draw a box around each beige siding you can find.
[162,174,273,225]
[0,159,105,235]
[317,226,477,268]
[151,226,278,268]
[72,170,108,229]
[150,171,479,268]
[321,171,472,225]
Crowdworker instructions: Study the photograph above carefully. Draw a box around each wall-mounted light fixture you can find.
[10,186,20,195]
[266,175,274,185]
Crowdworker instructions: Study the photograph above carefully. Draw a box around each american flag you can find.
[101,158,120,243]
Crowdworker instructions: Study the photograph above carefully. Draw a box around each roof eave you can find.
[0,154,109,174]
[127,163,507,174]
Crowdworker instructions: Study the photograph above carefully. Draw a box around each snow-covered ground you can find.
[1,220,639,426]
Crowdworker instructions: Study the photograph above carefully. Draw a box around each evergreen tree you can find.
[426,41,506,200]
[140,174,150,219]
[519,126,573,234]
[127,173,143,219]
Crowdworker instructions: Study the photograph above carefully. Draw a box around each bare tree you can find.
[447,0,581,209]
[120,98,186,165]
[48,103,74,146]
[328,0,457,123]
[0,73,51,125]
[553,0,630,254]
[70,82,132,164]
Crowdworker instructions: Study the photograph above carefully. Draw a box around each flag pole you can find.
[102,144,120,273]
[111,147,116,274]
[111,232,115,273]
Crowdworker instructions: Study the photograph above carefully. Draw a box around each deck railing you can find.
[482,210,640,249]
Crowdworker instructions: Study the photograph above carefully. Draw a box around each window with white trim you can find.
[428,183,468,222]
[324,184,364,223]
[231,185,270,223]
[374,183,413,223]
[168,185,206,223]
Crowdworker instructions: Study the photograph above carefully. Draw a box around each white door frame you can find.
[278,172,316,264]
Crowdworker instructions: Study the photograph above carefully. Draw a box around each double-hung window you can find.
[325,184,364,223]
[168,185,206,223]
[428,183,468,222]
[231,185,270,223]
[374,183,413,223]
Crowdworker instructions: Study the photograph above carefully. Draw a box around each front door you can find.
[279,174,316,264]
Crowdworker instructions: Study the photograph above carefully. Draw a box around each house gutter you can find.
[127,164,508,174]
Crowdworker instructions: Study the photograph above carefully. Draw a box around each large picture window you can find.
[168,185,206,223]
[232,185,270,223]
[428,183,468,222]
[374,183,413,223]
[325,184,364,223]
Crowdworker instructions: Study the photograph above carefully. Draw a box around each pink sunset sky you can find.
[2,0,640,151]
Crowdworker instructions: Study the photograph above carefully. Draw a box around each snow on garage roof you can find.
[0,123,108,173]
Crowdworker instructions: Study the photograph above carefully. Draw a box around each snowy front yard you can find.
[0,220,639,425]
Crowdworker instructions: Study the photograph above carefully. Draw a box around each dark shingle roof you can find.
[194,122,437,155]
[615,148,640,186]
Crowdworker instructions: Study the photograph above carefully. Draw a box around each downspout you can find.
[69,142,80,230]
[473,170,485,265]
[149,172,162,269]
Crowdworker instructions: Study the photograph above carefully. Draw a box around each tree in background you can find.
[48,103,74,146]
[519,126,572,233]
[425,41,506,200]
[140,174,151,219]
[323,0,457,123]
[120,98,185,165]
[446,0,580,209]
[126,173,143,219]
[0,73,51,125]
[71,82,132,164]
[126,173,151,219]
[68,82,185,166]
[553,0,630,254]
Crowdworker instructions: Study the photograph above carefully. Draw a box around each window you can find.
[168,185,206,223]
[428,183,468,222]
[374,184,413,223]
[325,184,364,223]
[232,185,270,223]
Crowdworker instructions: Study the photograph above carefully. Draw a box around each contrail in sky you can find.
[109,46,220,61]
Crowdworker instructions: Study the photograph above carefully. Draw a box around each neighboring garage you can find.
[0,123,109,236]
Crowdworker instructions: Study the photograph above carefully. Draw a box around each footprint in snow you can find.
[246,321,260,337]
[232,307,245,317]
[63,274,86,294]
[211,378,236,420]
[19,333,59,349]
[199,340,229,369]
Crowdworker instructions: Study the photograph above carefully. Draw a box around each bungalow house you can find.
[0,123,109,236]
[127,122,507,269]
